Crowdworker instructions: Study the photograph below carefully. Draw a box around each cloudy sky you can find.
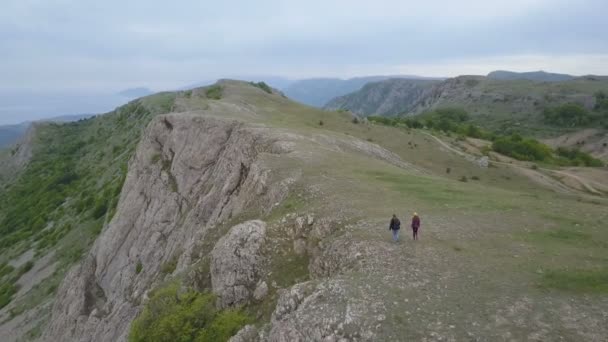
[1,0,607,123]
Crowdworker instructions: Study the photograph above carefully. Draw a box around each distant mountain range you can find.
[486,70,576,82]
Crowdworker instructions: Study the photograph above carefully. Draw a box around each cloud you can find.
[0,0,607,93]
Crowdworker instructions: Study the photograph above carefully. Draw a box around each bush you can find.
[129,283,250,342]
[0,283,19,309]
[543,103,594,127]
[135,261,143,275]
[160,254,179,275]
[492,135,553,161]
[206,85,223,100]
[459,176,468,182]
[92,200,108,219]
[555,147,604,167]
[250,82,272,94]
[318,120,324,126]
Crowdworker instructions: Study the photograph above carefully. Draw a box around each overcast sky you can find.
[1,0,607,123]
[2,0,608,91]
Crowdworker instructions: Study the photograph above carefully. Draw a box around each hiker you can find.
[411,212,421,240]
[389,214,401,242]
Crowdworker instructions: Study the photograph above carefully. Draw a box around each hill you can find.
[282,75,441,107]
[1,81,607,341]
[324,78,442,116]
[487,70,576,82]
[324,75,608,136]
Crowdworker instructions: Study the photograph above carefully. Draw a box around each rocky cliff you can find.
[324,78,440,116]
[43,114,296,341]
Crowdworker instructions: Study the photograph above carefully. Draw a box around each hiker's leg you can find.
[396,229,399,242]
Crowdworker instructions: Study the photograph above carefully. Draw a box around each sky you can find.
[1,0,608,124]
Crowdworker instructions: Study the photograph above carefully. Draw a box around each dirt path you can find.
[421,131,605,196]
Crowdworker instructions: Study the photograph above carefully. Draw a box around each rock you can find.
[306,214,315,226]
[253,281,269,301]
[229,325,259,342]
[211,220,267,309]
[42,115,295,342]
[476,156,489,168]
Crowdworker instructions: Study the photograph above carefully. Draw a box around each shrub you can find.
[135,261,143,275]
[206,85,223,100]
[352,117,360,124]
[250,82,272,94]
[129,283,250,342]
[0,283,19,309]
[555,147,604,167]
[459,176,468,182]
[91,200,108,219]
[318,120,324,126]
[492,135,553,161]
[160,254,179,275]
[543,103,593,127]
[471,175,480,180]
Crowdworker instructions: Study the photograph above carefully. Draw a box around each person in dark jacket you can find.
[389,214,401,242]
[411,212,421,240]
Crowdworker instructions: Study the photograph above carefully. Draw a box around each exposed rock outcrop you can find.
[43,114,295,342]
[211,220,266,309]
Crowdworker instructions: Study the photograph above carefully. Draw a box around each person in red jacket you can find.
[411,212,421,240]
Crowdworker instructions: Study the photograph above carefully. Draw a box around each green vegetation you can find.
[492,134,553,161]
[370,108,494,140]
[206,85,223,100]
[555,147,604,167]
[368,108,604,166]
[160,253,179,275]
[543,93,608,128]
[542,103,594,127]
[0,93,176,310]
[594,91,608,112]
[541,268,608,293]
[368,116,423,129]
[0,282,18,309]
[491,134,604,166]
[250,81,272,94]
[135,261,143,275]
[129,282,250,342]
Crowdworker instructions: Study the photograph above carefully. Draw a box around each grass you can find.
[541,268,608,293]
[129,282,251,342]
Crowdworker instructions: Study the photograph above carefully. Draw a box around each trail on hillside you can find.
[421,131,605,196]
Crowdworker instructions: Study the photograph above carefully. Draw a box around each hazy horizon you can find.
[2,0,608,124]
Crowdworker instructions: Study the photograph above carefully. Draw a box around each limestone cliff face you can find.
[43,114,294,342]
